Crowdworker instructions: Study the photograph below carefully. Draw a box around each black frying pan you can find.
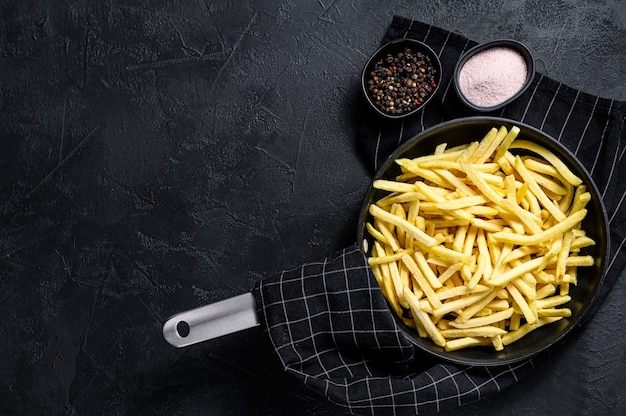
[356,116,609,366]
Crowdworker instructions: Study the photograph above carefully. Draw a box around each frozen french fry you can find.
[364,124,594,351]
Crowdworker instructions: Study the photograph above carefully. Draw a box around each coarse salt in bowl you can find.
[454,40,535,112]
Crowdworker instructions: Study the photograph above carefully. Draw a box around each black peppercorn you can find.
[366,46,438,116]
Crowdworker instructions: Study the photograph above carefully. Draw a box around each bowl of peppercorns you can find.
[362,38,442,119]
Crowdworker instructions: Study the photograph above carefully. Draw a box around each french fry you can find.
[404,287,446,347]
[440,326,507,338]
[445,337,492,351]
[413,251,443,290]
[376,191,424,207]
[491,335,504,351]
[493,125,521,162]
[367,248,412,265]
[366,222,389,245]
[502,317,563,346]
[535,295,571,309]
[537,308,572,318]
[375,218,399,251]
[565,255,595,267]
[487,256,546,287]
[387,247,408,309]
[507,283,536,324]
[493,209,587,246]
[364,124,595,351]
[373,179,419,193]
[508,140,583,186]
[435,283,490,300]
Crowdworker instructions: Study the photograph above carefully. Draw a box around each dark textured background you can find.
[1,1,625,415]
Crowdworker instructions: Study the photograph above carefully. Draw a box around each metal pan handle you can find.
[163,292,260,348]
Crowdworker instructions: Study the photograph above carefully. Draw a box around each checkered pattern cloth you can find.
[255,245,537,415]
[253,16,626,416]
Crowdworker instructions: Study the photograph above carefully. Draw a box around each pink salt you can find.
[458,46,528,108]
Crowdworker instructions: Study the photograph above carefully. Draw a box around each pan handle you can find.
[162,292,260,348]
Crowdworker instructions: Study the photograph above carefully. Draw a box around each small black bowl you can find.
[362,38,442,120]
[357,116,609,367]
[454,40,535,112]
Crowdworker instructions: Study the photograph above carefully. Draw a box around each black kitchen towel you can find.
[254,245,536,415]
[253,16,626,416]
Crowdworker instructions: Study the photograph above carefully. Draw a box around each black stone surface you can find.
[1,1,625,415]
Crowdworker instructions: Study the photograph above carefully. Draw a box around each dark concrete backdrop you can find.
[1,1,625,415]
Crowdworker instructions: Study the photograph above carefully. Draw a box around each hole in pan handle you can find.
[162,292,260,348]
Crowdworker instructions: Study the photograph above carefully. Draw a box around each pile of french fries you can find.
[366,125,596,351]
